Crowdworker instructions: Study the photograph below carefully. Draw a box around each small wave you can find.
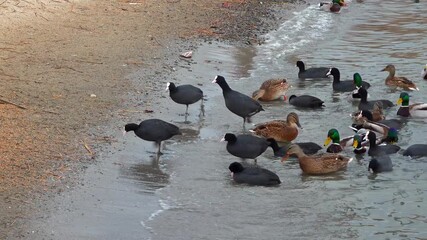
[254,5,333,72]
[140,198,175,232]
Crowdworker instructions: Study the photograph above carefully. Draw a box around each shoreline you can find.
[0,0,300,238]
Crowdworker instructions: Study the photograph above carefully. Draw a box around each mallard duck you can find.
[252,78,290,101]
[422,64,427,80]
[282,144,353,175]
[382,64,419,91]
[324,128,348,153]
[352,102,384,122]
[352,134,367,154]
[250,112,301,143]
[351,121,400,144]
[353,73,370,88]
[396,92,427,118]
[352,109,403,130]
[228,162,281,186]
[364,131,400,157]
[357,87,394,111]
[289,94,324,108]
[296,61,330,79]
[350,119,389,137]
[213,75,264,125]
[380,128,398,144]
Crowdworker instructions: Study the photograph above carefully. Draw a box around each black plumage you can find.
[289,95,324,108]
[369,155,393,173]
[365,131,400,157]
[296,60,329,79]
[402,144,427,157]
[327,68,370,92]
[221,133,284,160]
[166,82,203,115]
[229,162,281,186]
[124,119,181,154]
[357,88,394,111]
[213,75,264,125]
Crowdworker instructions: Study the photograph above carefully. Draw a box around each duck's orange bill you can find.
[324,137,332,146]
[397,98,403,105]
[352,140,359,148]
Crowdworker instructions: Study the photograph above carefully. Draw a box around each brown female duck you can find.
[250,112,301,143]
[382,64,419,91]
[281,144,353,175]
[252,78,290,101]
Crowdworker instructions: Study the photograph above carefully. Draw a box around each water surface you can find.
[39,1,427,239]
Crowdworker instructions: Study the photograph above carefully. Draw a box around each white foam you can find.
[253,5,334,72]
[140,198,175,231]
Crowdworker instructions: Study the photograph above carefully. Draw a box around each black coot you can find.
[221,133,285,161]
[296,60,329,79]
[289,95,324,108]
[124,119,181,155]
[369,155,393,173]
[365,131,400,157]
[327,68,370,92]
[213,75,264,126]
[166,82,203,115]
[403,144,427,157]
[295,142,323,155]
[229,162,281,186]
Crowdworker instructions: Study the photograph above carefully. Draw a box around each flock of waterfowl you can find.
[123,58,427,186]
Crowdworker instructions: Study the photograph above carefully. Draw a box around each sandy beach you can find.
[0,0,299,238]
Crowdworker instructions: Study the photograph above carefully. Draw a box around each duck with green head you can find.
[324,128,344,153]
[397,92,427,118]
[354,73,370,89]
[382,128,398,144]
[352,134,367,154]
[351,73,371,100]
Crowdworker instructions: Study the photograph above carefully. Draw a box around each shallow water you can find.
[40,1,427,239]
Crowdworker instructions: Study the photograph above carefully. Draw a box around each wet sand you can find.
[0,0,300,238]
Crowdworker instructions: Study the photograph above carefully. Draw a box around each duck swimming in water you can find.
[382,64,419,91]
[250,112,302,143]
[282,144,353,175]
[396,92,427,118]
[252,78,290,101]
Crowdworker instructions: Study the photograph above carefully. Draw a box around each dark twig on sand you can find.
[0,97,27,109]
